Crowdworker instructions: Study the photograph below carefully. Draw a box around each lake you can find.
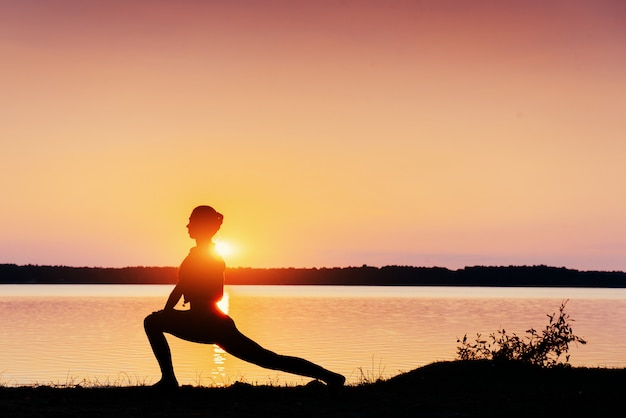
[1,285,625,387]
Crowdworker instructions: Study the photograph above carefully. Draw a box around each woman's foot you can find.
[152,378,179,390]
[324,371,346,388]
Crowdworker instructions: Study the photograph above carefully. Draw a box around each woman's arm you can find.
[163,284,183,310]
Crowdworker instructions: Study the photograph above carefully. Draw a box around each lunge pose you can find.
[144,205,345,389]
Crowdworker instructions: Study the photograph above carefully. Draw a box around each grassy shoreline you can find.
[2,360,625,417]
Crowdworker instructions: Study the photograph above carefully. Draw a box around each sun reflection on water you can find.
[217,291,229,314]
[211,346,227,385]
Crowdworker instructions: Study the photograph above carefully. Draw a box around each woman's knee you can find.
[144,311,163,332]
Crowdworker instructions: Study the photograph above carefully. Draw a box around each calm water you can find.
[1,285,626,387]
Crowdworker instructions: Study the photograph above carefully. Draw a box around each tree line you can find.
[1,263,626,287]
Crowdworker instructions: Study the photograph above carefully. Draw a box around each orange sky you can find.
[2,0,626,270]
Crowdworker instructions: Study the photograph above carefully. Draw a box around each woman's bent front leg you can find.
[144,311,179,388]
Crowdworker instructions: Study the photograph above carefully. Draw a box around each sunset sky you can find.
[2,0,625,271]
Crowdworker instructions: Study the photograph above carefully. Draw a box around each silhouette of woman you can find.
[144,205,345,389]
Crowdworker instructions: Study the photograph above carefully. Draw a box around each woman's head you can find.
[187,205,223,240]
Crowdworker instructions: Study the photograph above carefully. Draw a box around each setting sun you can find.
[214,241,235,258]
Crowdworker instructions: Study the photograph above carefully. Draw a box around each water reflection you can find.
[1,285,626,386]
[212,346,227,382]
[217,291,229,314]
[213,292,229,385]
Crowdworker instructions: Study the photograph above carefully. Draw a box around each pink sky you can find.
[1,0,626,270]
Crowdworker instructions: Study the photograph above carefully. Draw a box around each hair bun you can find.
[191,205,223,225]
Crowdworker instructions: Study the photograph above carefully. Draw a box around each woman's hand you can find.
[163,284,184,311]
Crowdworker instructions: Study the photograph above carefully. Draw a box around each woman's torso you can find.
[178,245,225,313]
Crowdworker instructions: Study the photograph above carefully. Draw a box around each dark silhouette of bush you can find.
[456,301,587,367]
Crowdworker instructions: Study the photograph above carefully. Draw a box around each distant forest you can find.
[2,264,626,287]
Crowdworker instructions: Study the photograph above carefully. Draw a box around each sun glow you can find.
[214,241,235,258]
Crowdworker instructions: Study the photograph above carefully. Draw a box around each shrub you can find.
[456,300,587,367]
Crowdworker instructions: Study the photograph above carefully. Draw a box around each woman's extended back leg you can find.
[217,326,345,387]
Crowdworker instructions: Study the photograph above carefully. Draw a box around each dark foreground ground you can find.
[2,361,626,418]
